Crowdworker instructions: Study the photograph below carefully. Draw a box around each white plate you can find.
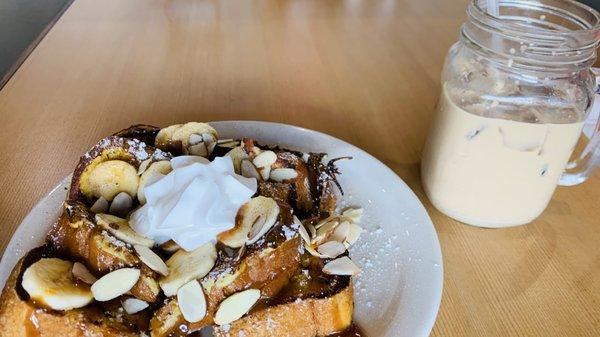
[0,121,443,337]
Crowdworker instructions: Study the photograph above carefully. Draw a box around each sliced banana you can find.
[159,242,217,297]
[177,280,207,323]
[214,289,261,326]
[137,160,171,204]
[96,213,154,247]
[91,268,141,301]
[217,196,280,248]
[22,258,93,311]
[87,160,139,201]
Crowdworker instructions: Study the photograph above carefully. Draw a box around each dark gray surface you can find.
[0,0,71,86]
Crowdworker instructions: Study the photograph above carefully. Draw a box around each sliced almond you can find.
[134,245,169,276]
[137,158,152,175]
[218,196,279,248]
[91,268,141,301]
[240,159,261,180]
[317,241,347,258]
[109,192,133,217]
[159,242,217,297]
[96,213,154,247]
[122,297,149,314]
[214,289,261,326]
[252,150,277,169]
[90,197,109,214]
[217,139,239,148]
[330,221,350,243]
[344,223,363,248]
[177,280,207,323]
[269,168,298,182]
[307,224,317,238]
[226,146,249,173]
[72,262,97,284]
[297,221,311,244]
[188,134,204,145]
[188,143,208,156]
[322,256,361,276]
[312,219,339,245]
[305,244,327,258]
[257,165,271,181]
[342,207,364,223]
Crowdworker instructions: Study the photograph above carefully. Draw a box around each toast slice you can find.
[48,201,161,303]
[0,251,147,337]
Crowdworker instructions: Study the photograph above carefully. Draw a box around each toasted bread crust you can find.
[0,259,142,337]
[213,284,353,337]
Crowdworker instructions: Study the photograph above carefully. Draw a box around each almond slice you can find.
[241,159,261,180]
[252,150,277,168]
[214,289,261,325]
[307,223,317,238]
[137,159,152,175]
[312,219,339,245]
[297,221,311,244]
[305,244,327,258]
[90,197,109,214]
[177,280,207,323]
[96,213,155,247]
[109,192,133,217]
[322,256,361,276]
[317,241,347,258]
[330,221,350,243]
[342,207,364,223]
[344,223,363,248]
[188,134,204,145]
[72,262,97,284]
[188,143,208,156]
[91,268,141,301]
[134,245,169,276]
[269,168,298,182]
[122,297,149,314]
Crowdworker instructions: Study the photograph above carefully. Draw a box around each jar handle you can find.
[558,68,600,186]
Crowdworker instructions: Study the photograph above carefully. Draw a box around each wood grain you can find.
[0,0,598,336]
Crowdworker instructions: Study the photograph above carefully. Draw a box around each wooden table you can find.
[0,0,598,336]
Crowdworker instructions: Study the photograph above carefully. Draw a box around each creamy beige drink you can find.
[422,87,584,227]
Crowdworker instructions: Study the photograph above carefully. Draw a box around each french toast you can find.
[0,122,365,337]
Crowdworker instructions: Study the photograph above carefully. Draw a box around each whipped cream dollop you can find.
[130,156,257,251]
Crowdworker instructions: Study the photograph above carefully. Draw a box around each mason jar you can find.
[421,0,600,227]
